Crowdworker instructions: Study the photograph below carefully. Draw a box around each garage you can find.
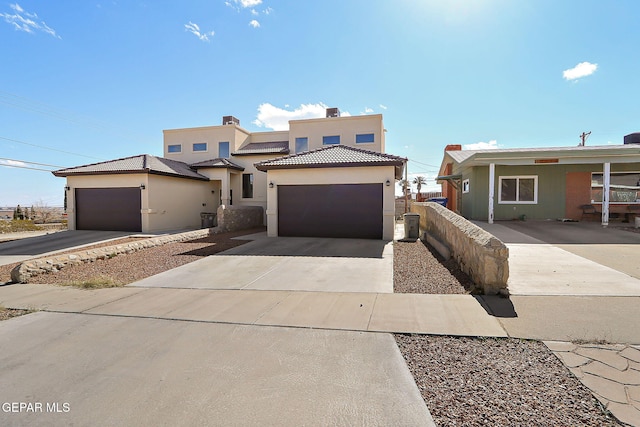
[75,188,141,232]
[278,184,383,239]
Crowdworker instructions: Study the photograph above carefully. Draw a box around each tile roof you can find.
[190,158,245,171]
[232,141,290,156]
[52,154,209,181]
[254,145,406,172]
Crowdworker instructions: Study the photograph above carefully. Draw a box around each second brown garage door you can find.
[75,188,142,232]
[277,184,383,239]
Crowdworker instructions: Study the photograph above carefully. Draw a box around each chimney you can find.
[326,107,340,118]
[222,116,240,126]
[445,144,462,152]
[624,133,640,145]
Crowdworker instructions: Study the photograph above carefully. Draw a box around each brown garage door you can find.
[75,188,142,232]
[278,184,383,239]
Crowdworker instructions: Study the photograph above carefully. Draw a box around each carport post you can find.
[488,163,495,224]
[602,162,610,227]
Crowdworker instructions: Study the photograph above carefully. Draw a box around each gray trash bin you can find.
[200,212,215,228]
[403,213,420,240]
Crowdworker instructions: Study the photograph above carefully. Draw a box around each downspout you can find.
[488,163,495,224]
[602,162,610,227]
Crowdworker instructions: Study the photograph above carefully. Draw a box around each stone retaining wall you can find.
[10,228,214,283]
[217,205,264,232]
[410,202,509,295]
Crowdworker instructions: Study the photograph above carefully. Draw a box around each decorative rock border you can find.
[10,228,216,283]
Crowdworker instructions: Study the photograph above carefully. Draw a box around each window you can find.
[193,143,207,152]
[591,172,640,203]
[167,144,181,153]
[499,176,537,203]
[462,179,470,194]
[219,141,230,158]
[322,135,340,145]
[242,173,253,198]
[295,137,308,153]
[355,133,375,143]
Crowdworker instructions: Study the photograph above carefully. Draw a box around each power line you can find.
[0,163,54,172]
[0,135,105,161]
[0,90,147,142]
[407,158,440,168]
[0,157,66,168]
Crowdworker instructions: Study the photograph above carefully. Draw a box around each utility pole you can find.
[404,160,409,213]
[579,131,591,146]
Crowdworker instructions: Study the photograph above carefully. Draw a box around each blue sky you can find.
[1,0,640,207]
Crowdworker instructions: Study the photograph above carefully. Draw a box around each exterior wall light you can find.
[269,182,274,188]
[385,179,391,187]
[140,184,146,190]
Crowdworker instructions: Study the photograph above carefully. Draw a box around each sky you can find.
[2,0,640,207]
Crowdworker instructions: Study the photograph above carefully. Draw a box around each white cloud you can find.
[379,104,387,110]
[249,19,260,28]
[263,7,273,15]
[563,61,598,81]
[185,21,214,41]
[463,140,499,150]
[238,0,262,8]
[361,107,374,114]
[250,8,258,15]
[253,103,332,131]
[0,159,27,167]
[0,3,61,38]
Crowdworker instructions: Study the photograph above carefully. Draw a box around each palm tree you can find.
[397,179,410,197]
[413,176,427,196]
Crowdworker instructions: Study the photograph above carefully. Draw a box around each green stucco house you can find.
[437,140,640,226]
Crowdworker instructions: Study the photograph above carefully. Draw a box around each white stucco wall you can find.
[146,175,213,232]
[264,166,397,240]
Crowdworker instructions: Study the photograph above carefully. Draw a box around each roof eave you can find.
[255,160,405,173]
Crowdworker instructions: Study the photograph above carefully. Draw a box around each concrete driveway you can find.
[475,221,640,296]
[0,311,433,426]
[0,230,136,266]
[130,234,394,293]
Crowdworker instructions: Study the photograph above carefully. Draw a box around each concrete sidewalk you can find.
[0,284,506,337]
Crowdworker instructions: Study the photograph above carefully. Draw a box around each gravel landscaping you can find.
[0,228,264,286]
[393,238,623,426]
[393,240,473,294]
[395,335,621,427]
[0,307,33,321]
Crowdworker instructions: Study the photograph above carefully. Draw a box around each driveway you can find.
[129,233,394,293]
[0,311,433,426]
[0,230,136,266]
[475,221,640,296]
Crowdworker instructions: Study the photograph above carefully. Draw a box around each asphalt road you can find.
[0,230,135,266]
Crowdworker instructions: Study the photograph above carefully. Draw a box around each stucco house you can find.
[437,137,640,226]
[54,109,406,240]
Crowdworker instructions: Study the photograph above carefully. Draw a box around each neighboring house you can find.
[437,138,640,225]
[54,109,406,240]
